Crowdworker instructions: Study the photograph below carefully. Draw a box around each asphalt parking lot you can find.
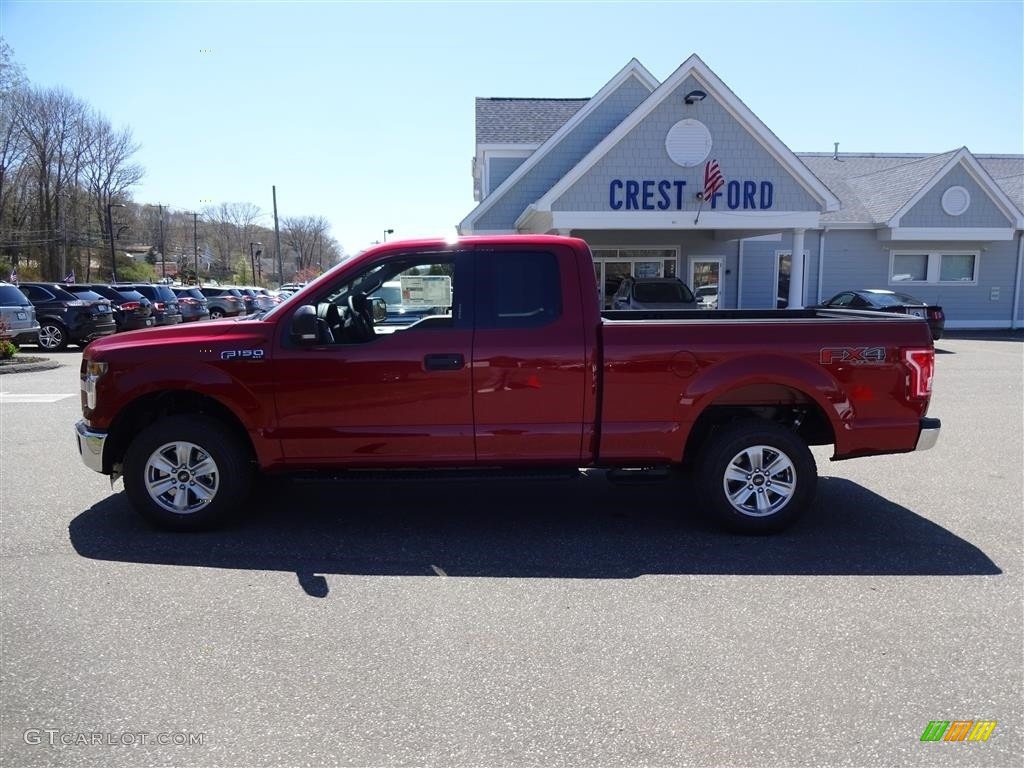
[1,333,1021,768]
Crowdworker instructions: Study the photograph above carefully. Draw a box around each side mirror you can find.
[370,297,387,324]
[290,305,318,345]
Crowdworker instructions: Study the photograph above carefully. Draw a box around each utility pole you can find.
[272,185,282,285]
[191,212,199,284]
[158,204,166,279]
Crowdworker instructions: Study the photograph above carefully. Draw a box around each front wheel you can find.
[696,419,816,534]
[123,416,253,531]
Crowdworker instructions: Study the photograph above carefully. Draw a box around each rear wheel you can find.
[123,416,252,531]
[209,308,224,319]
[696,419,816,534]
[37,320,68,351]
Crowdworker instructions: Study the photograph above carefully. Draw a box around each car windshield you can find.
[175,288,204,299]
[65,288,106,302]
[633,282,694,303]
[867,292,919,307]
[0,285,29,304]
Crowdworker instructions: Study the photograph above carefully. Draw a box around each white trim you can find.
[774,249,809,308]
[533,55,841,214]
[817,229,827,305]
[460,59,660,234]
[539,210,821,232]
[688,256,724,308]
[944,320,1015,329]
[888,148,1024,229]
[888,249,980,286]
[740,233,783,242]
[1012,233,1023,330]
[879,227,1015,242]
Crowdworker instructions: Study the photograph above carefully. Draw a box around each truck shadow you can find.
[68,474,1000,596]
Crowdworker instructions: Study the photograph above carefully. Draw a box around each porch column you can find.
[788,228,805,309]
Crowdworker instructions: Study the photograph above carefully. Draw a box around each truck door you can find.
[471,246,588,462]
[272,251,475,465]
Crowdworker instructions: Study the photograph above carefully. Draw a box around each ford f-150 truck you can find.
[75,235,940,534]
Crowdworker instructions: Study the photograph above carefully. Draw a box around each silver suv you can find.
[611,277,697,310]
[0,282,40,346]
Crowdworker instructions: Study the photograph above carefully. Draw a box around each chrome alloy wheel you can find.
[38,324,64,349]
[143,441,220,515]
[722,445,797,517]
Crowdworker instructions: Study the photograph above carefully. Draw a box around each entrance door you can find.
[689,258,722,310]
[776,252,792,308]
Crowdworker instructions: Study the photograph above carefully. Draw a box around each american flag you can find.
[7,268,16,285]
[703,159,725,201]
[63,270,75,282]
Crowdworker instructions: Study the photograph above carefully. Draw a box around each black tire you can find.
[209,308,224,319]
[123,415,253,531]
[37,320,68,351]
[696,419,816,534]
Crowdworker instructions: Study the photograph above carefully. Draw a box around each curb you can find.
[0,358,63,375]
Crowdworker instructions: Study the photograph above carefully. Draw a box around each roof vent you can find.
[833,142,839,160]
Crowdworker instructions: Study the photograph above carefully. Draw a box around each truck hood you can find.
[85,318,271,356]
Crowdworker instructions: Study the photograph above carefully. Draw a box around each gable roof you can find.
[800,151,1024,226]
[460,58,659,233]
[533,54,841,215]
[476,98,590,145]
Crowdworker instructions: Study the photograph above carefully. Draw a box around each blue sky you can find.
[2,0,1021,254]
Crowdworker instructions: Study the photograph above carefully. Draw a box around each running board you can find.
[288,467,584,484]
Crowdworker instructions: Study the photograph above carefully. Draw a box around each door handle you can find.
[423,353,465,371]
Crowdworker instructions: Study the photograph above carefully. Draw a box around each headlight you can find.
[82,360,108,409]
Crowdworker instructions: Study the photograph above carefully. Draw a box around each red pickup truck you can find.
[75,235,939,534]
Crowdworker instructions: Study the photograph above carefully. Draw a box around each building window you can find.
[890,250,978,285]
[592,247,679,309]
[940,253,977,282]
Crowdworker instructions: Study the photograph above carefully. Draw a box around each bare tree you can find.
[82,113,144,250]
[0,39,28,248]
[282,215,332,272]
[17,86,92,278]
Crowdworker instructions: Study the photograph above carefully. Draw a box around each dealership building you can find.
[459,55,1024,328]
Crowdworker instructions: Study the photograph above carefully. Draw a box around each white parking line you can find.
[0,393,76,404]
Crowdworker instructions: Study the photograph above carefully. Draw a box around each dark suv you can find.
[115,284,182,326]
[198,287,244,319]
[18,282,117,350]
[64,284,154,332]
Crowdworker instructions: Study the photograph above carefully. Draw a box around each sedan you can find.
[818,289,945,340]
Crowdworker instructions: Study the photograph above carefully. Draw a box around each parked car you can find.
[65,284,154,332]
[817,289,945,340]
[198,287,244,319]
[235,287,277,312]
[0,281,40,346]
[611,277,698,310]
[171,287,211,322]
[369,280,446,325]
[17,282,117,350]
[115,284,183,326]
[694,284,719,309]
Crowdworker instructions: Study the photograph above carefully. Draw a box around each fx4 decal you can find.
[820,347,886,365]
[220,349,265,361]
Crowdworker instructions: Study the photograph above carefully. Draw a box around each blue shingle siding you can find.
[553,76,820,213]
[474,79,652,231]
[816,232,1021,324]
[900,165,1015,228]
[488,157,527,194]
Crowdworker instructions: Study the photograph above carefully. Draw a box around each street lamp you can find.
[106,202,126,282]
[383,228,394,242]
[249,241,262,285]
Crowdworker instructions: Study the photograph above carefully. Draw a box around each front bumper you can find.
[75,420,107,473]
[916,417,941,451]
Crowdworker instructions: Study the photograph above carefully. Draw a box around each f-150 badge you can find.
[220,349,265,360]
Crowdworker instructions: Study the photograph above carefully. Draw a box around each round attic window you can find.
[665,119,712,168]
[941,186,971,216]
